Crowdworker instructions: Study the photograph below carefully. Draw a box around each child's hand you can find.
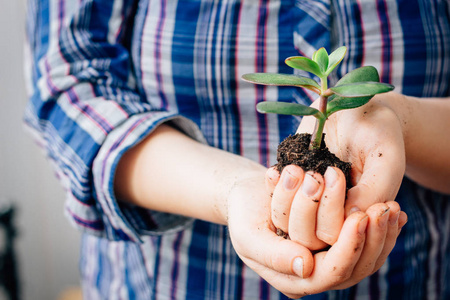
[266,165,347,250]
[296,93,405,215]
[227,173,407,298]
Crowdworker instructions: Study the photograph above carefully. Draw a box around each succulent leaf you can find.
[336,66,380,86]
[313,48,329,73]
[326,95,373,116]
[326,66,393,115]
[285,56,323,77]
[326,46,347,75]
[241,73,320,93]
[257,101,324,119]
[330,82,395,97]
[243,48,396,150]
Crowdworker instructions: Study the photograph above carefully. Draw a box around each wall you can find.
[0,1,81,299]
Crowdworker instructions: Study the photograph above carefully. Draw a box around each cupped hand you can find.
[226,175,407,298]
[297,92,406,215]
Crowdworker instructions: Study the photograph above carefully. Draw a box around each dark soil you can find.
[275,133,352,191]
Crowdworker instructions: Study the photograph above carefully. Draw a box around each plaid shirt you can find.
[25,0,450,298]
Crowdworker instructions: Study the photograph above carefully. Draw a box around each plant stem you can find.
[309,77,329,150]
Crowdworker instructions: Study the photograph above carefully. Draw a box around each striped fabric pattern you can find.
[24,0,450,298]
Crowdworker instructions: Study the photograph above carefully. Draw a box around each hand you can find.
[297,93,406,215]
[266,165,347,250]
[226,174,407,298]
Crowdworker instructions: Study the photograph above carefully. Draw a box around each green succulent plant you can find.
[242,46,394,150]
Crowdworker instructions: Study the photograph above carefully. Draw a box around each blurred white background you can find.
[0,1,81,299]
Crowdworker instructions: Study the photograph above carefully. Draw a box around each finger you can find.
[289,172,328,250]
[271,165,304,233]
[373,202,407,271]
[345,147,404,216]
[228,183,315,279]
[237,224,315,279]
[265,167,280,195]
[398,211,408,231]
[345,203,390,284]
[306,211,368,291]
[245,212,369,298]
[316,167,346,245]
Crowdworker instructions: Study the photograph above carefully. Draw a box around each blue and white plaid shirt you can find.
[25,0,450,298]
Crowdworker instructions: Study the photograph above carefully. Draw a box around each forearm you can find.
[114,124,266,225]
[377,93,450,193]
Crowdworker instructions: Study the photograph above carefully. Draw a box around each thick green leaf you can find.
[313,48,329,73]
[335,66,380,86]
[285,56,323,77]
[326,66,392,115]
[241,73,320,93]
[326,95,373,116]
[330,82,394,97]
[257,101,324,119]
[312,50,318,61]
[326,46,347,75]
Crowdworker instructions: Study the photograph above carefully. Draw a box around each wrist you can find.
[373,93,450,193]
[115,123,268,225]
[216,162,266,225]
[374,92,420,163]
[372,92,415,155]
[226,171,271,228]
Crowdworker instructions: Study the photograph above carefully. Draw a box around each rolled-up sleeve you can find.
[24,0,205,242]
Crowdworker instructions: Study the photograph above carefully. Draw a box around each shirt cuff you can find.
[91,111,206,242]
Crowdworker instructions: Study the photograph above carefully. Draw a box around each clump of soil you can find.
[275,133,352,190]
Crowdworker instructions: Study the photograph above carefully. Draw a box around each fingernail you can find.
[283,169,299,190]
[358,216,369,234]
[389,211,400,226]
[324,167,338,188]
[379,208,390,228]
[292,257,304,278]
[302,173,320,197]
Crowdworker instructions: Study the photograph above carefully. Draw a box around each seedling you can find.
[242,46,394,150]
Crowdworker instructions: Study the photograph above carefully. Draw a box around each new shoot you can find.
[242,46,394,150]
